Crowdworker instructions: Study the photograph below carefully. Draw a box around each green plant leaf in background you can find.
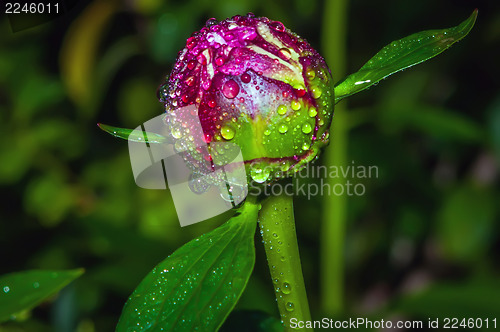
[97,123,170,144]
[334,10,477,103]
[394,279,500,318]
[116,201,260,332]
[0,269,84,322]
[436,183,496,263]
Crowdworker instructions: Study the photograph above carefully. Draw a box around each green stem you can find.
[258,193,312,331]
[320,0,350,316]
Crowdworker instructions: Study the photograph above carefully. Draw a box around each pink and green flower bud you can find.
[158,13,334,185]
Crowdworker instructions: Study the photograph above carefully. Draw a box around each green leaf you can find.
[0,269,84,322]
[97,123,170,144]
[116,201,260,332]
[436,184,495,262]
[334,10,477,103]
[394,279,500,317]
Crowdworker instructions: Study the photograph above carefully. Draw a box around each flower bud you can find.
[158,13,334,186]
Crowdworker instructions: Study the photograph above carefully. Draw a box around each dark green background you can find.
[0,0,498,331]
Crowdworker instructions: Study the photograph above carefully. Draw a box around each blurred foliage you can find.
[0,0,498,331]
[0,269,83,323]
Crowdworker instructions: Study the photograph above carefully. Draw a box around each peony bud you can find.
[157,13,334,186]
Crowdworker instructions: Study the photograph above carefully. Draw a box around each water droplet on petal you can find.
[222,80,240,99]
[277,105,287,115]
[270,21,285,32]
[186,37,196,49]
[221,125,235,140]
[250,165,271,183]
[308,107,317,117]
[187,60,196,70]
[278,48,291,60]
[241,72,251,83]
[185,76,195,86]
[198,53,209,65]
[171,126,182,139]
[215,57,225,66]
[189,174,210,194]
[301,123,312,134]
[205,18,218,27]
[291,100,301,111]
[278,124,288,134]
[311,86,322,99]
[306,70,316,80]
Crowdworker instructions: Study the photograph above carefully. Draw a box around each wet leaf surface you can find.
[334,10,477,102]
[116,202,259,332]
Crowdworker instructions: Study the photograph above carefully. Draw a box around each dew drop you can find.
[264,129,271,136]
[278,124,288,134]
[3,286,10,293]
[221,125,235,140]
[286,302,295,312]
[282,282,291,294]
[311,86,322,99]
[278,48,291,60]
[215,57,225,66]
[185,76,195,86]
[302,142,310,151]
[301,123,312,134]
[205,18,218,27]
[277,104,287,115]
[171,127,182,139]
[250,165,271,183]
[187,60,196,69]
[208,100,216,108]
[186,37,196,49]
[291,100,301,111]
[308,107,317,117]
[306,70,316,80]
[222,80,240,99]
[197,53,207,65]
[241,72,251,83]
[270,21,285,32]
[295,89,306,97]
